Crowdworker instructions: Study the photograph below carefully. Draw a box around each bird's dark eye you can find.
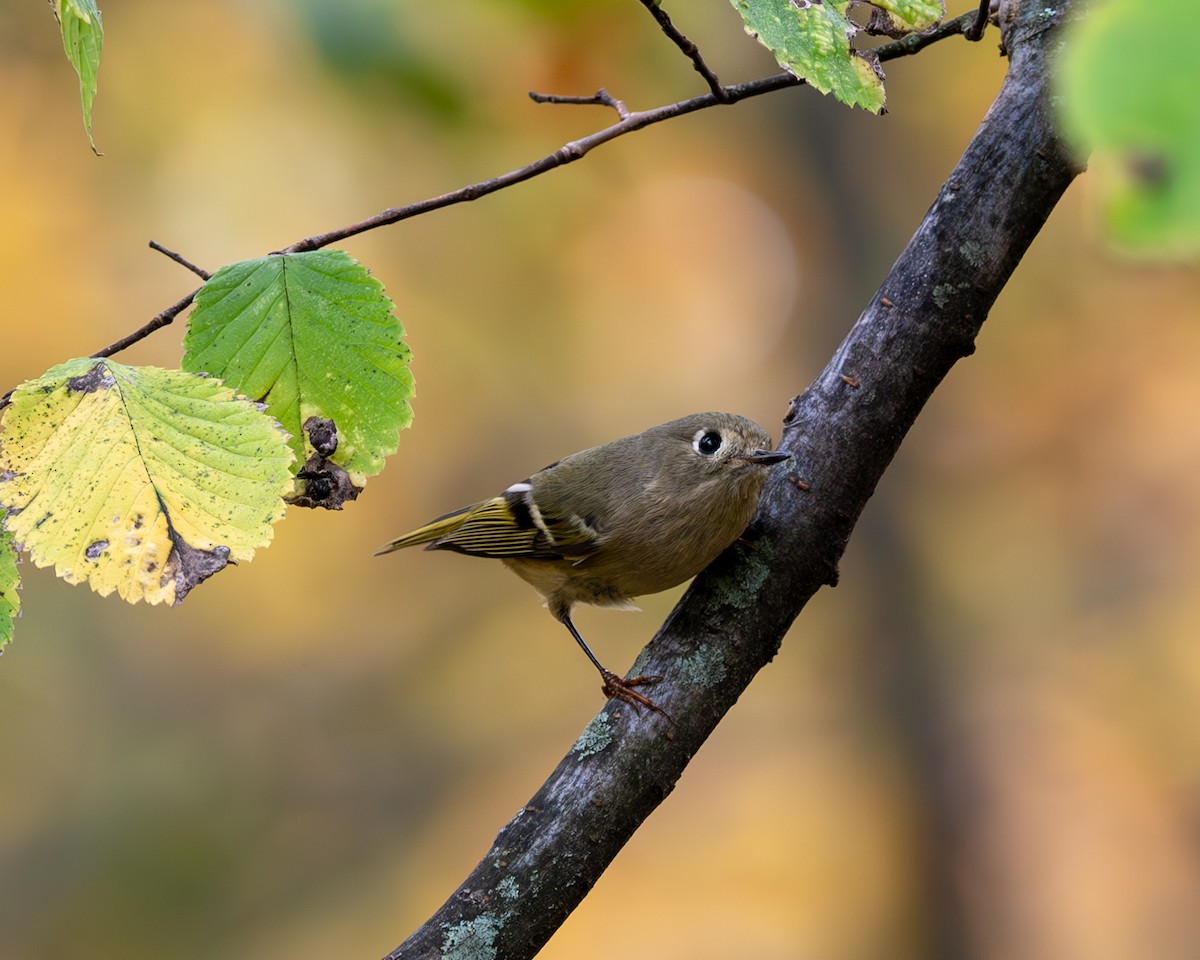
[693,430,723,456]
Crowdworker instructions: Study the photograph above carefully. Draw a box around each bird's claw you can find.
[600,670,670,719]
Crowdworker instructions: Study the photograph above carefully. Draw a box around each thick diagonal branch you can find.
[383,2,1082,958]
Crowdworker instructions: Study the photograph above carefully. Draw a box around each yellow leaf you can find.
[0,359,294,604]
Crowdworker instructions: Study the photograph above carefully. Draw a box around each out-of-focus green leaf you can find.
[0,359,294,605]
[182,250,415,509]
[52,0,104,153]
[291,0,469,121]
[1057,0,1200,257]
[0,522,19,653]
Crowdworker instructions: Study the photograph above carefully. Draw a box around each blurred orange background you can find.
[2,2,1199,959]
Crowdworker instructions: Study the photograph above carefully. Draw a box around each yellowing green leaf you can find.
[182,250,415,510]
[1056,0,1200,257]
[0,522,19,653]
[732,0,887,113]
[52,0,104,153]
[865,0,945,36]
[0,359,294,605]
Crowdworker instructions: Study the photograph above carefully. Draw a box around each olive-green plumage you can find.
[378,412,788,713]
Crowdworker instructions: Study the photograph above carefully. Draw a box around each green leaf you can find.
[52,0,104,153]
[0,359,294,605]
[182,250,415,509]
[1056,0,1200,257]
[0,521,20,653]
[732,0,888,112]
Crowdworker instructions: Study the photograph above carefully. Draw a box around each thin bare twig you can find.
[284,72,799,254]
[528,88,630,120]
[285,9,977,254]
[148,240,211,280]
[72,7,978,360]
[637,0,729,101]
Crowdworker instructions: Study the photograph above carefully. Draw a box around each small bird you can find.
[378,412,789,715]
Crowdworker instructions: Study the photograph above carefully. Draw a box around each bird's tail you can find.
[374,501,483,555]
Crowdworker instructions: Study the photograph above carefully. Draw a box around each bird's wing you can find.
[432,486,601,559]
[378,487,601,560]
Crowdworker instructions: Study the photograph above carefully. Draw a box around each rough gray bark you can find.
[386,2,1083,958]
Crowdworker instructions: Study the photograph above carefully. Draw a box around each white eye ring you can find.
[692,429,723,456]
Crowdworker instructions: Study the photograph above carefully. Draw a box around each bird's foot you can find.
[600,670,670,719]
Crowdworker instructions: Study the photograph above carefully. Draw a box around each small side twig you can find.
[528,88,630,120]
[148,241,211,280]
[90,289,199,359]
[636,0,729,101]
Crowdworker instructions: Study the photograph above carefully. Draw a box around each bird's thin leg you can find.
[560,614,668,718]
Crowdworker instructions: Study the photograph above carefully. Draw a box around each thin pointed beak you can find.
[739,449,790,465]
